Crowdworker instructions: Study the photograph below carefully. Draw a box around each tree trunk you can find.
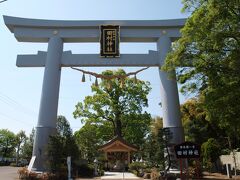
[115,119,122,137]
[114,111,122,137]
[16,145,20,166]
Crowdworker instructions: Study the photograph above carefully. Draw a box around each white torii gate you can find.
[4,16,186,171]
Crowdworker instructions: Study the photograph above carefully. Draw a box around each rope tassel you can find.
[82,73,86,82]
[95,77,98,86]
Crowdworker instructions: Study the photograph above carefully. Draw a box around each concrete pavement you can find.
[76,172,142,180]
[0,166,142,180]
[0,166,19,180]
[100,172,142,180]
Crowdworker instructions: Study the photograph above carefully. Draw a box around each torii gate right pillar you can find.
[158,35,184,170]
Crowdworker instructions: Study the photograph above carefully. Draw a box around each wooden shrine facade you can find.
[99,136,137,171]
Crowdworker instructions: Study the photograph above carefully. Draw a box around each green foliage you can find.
[143,117,165,169]
[164,0,240,148]
[21,128,35,162]
[0,129,16,158]
[74,69,151,151]
[181,98,217,144]
[76,164,94,177]
[74,123,110,162]
[129,161,146,171]
[47,135,65,173]
[15,130,27,166]
[129,162,146,177]
[57,115,73,138]
[201,138,221,171]
[181,97,234,165]
[47,116,79,173]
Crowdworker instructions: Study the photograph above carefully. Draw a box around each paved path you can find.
[100,172,142,180]
[77,172,142,180]
[0,166,140,180]
[0,166,19,180]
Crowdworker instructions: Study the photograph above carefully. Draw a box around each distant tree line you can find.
[0,128,34,166]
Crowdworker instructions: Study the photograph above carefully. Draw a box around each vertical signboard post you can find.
[100,25,120,57]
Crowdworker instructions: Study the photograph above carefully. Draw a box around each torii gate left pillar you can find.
[4,16,186,171]
[32,37,63,170]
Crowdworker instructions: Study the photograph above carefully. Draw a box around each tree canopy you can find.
[47,116,79,172]
[163,0,240,147]
[0,129,16,158]
[15,130,27,166]
[21,128,35,161]
[143,116,165,168]
[73,69,151,149]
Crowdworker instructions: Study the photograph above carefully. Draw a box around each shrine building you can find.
[99,136,138,171]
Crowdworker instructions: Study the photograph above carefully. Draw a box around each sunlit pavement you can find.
[76,172,142,180]
[100,172,142,180]
[0,166,142,180]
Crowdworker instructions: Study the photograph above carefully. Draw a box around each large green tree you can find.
[143,116,165,169]
[0,129,16,158]
[47,116,79,173]
[73,69,151,147]
[164,0,240,148]
[180,98,223,145]
[74,122,111,161]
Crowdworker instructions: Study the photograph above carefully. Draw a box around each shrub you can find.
[18,167,29,179]
[187,166,198,178]
[18,167,38,180]
[28,171,38,179]
[40,172,57,180]
[99,169,105,176]
[0,160,10,166]
[129,162,146,177]
[18,168,67,180]
[143,173,151,179]
[202,138,221,171]
[10,162,17,167]
[76,164,94,177]
[151,168,160,180]
[129,162,146,171]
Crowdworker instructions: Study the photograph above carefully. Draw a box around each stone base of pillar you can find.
[32,126,56,171]
[164,126,185,171]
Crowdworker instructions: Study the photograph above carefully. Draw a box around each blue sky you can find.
[0,0,189,135]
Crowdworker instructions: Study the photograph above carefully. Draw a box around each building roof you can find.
[99,136,138,152]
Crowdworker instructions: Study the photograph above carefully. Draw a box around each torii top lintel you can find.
[4,16,186,67]
[4,16,186,43]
